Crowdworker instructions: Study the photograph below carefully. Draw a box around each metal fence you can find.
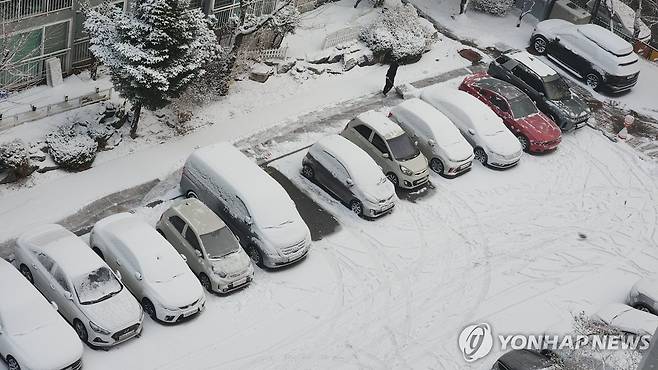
[0,87,112,131]
[0,49,69,89]
[322,26,361,49]
[246,46,287,59]
[0,0,72,20]
[214,0,277,26]
[295,0,315,13]
[71,38,93,66]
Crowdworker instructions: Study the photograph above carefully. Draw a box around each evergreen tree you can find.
[85,0,219,137]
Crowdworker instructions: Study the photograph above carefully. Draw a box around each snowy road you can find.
[42,125,656,370]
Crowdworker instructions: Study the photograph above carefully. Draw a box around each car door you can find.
[550,32,587,76]
[183,226,205,268]
[51,264,77,321]
[487,92,515,129]
[511,66,545,102]
[350,124,375,157]
[370,132,393,171]
[168,216,201,273]
[311,151,333,193]
[31,251,56,299]
[325,153,353,203]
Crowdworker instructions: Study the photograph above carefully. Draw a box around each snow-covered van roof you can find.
[17,224,104,277]
[420,87,504,134]
[309,134,382,179]
[507,50,556,77]
[390,98,462,145]
[171,198,225,235]
[355,110,405,140]
[577,24,633,56]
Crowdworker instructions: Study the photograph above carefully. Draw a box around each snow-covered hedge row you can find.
[0,140,31,178]
[46,126,98,171]
[359,4,435,63]
[471,0,515,16]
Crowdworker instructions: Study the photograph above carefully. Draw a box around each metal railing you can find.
[322,26,361,49]
[0,0,72,21]
[0,87,112,131]
[245,45,287,59]
[214,0,277,25]
[71,38,93,66]
[1,49,69,89]
[295,0,315,12]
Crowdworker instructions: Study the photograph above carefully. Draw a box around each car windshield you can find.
[74,266,122,305]
[387,134,419,161]
[542,74,571,100]
[509,96,539,118]
[200,227,240,259]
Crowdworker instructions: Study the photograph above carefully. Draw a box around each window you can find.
[169,216,186,234]
[184,228,202,253]
[371,134,389,154]
[324,151,349,179]
[489,94,509,112]
[35,252,55,271]
[43,21,69,55]
[233,196,251,222]
[52,266,70,291]
[495,55,510,64]
[354,125,372,140]
[512,66,544,93]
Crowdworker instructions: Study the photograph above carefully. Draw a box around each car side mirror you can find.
[345,178,354,187]
[63,291,73,301]
[115,270,122,281]
[468,129,476,136]
[195,250,202,258]
[382,153,390,159]
[414,140,419,146]
[180,253,188,262]
[245,216,253,225]
[135,272,143,281]
[51,301,59,311]
[428,139,436,147]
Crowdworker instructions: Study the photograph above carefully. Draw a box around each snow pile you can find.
[471,0,515,16]
[359,3,435,63]
[46,126,98,170]
[0,139,31,179]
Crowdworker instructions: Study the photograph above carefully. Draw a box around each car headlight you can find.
[89,321,111,335]
[399,165,413,176]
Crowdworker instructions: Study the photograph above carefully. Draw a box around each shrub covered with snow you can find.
[471,0,515,16]
[46,126,98,171]
[0,140,32,179]
[359,4,435,63]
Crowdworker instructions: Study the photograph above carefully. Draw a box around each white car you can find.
[15,224,143,348]
[389,98,474,177]
[0,258,83,370]
[302,134,397,217]
[420,87,523,169]
[594,303,658,336]
[91,213,206,323]
[629,278,658,315]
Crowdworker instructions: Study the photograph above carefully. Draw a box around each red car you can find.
[459,73,562,153]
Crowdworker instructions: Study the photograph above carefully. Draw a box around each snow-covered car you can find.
[157,198,254,294]
[181,142,311,268]
[629,278,658,315]
[488,50,591,131]
[530,20,640,92]
[341,110,430,189]
[15,224,143,348]
[593,303,658,336]
[302,134,397,218]
[91,213,206,323]
[492,349,555,370]
[0,258,83,370]
[584,0,652,43]
[420,87,523,169]
[459,73,562,153]
[389,98,474,177]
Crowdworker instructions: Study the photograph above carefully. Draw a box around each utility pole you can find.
[639,328,658,370]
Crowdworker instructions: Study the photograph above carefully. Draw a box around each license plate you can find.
[118,330,135,341]
[183,309,198,317]
[233,277,247,286]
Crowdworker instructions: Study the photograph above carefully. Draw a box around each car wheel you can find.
[633,303,654,314]
[386,173,399,187]
[474,148,488,165]
[531,35,548,55]
[585,72,602,91]
[350,200,364,217]
[18,264,33,284]
[516,135,530,152]
[6,356,20,370]
[73,319,88,343]
[199,273,212,292]
[301,164,314,180]
[92,247,104,260]
[246,244,265,268]
[186,190,198,199]
[430,158,444,174]
[142,298,157,320]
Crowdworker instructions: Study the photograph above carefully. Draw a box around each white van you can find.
[91,213,206,324]
[181,142,311,268]
[389,98,474,177]
[421,87,523,169]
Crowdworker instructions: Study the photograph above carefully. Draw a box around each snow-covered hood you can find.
[635,279,658,300]
[150,271,203,308]
[210,250,252,277]
[483,130,522,156]
[81,288,142,332]
[548,95,589,120]
[12,322,82,370]
[514,113,562,142]
[360,179,396,203]
[262,218,310,250]
[441,139,473,162]
[399,153,428,174]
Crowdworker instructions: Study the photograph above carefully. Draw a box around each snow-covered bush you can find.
[359,4,435,63]
[85,120,115,149]
[46,126,98,170]
[471,0,515,16]
[0,140,31,179]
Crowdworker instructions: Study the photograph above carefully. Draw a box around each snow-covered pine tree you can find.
[85,0,219,138]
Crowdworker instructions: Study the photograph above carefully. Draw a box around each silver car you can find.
[157,198,254,294]
[629,278,658,315]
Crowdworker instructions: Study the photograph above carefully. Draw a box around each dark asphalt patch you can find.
[264,167,340,241]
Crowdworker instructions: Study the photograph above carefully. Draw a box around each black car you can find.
[488,50,591,131]
[492,349,555,370]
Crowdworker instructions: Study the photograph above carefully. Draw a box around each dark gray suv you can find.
[488,50,591,131]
